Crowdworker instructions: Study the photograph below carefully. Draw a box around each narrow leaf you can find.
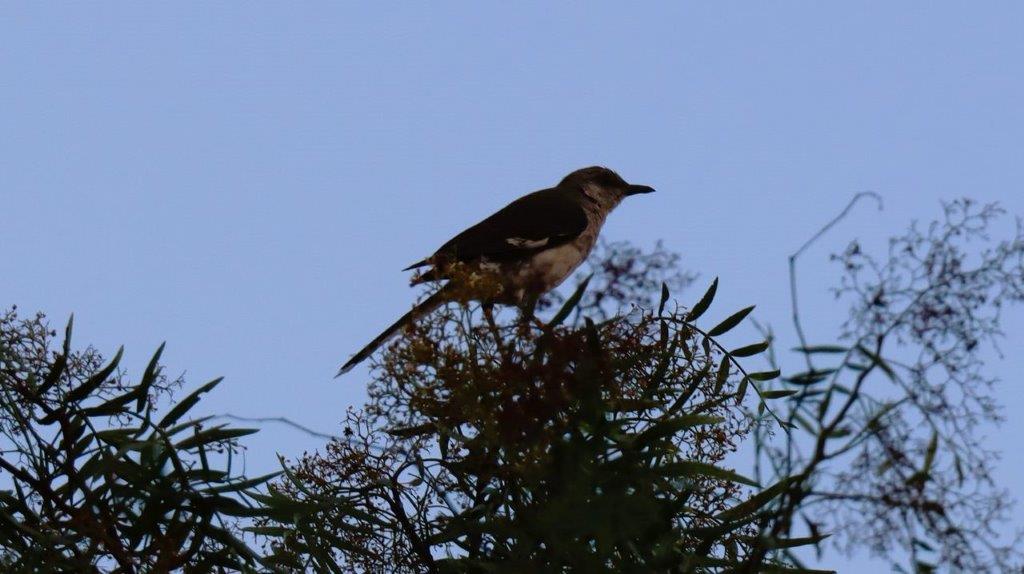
[38,316,74,397]
[205,471,282,493]
[547,274,592,328]
[762,390,798,399]
[175,427,258,450]
[923,431,938,473]
[749,369,781,381]
[707,306,755,337]
[387,422,437,438]
[135,342,165,411]
[66,346,124,403]
[792,345,848,354]
[717,477,796,521]
[713,359,731,395]
[735,377,749,404]
[751,533,831,550]
[856,344,897,380]
[685,277,718,322]
[159,378,222,428]
[784,369,837,386]
[730,341,770,358]
[634,415,723,447]
[660,460,759,487]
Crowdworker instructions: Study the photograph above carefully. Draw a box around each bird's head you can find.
[558,166,655,210]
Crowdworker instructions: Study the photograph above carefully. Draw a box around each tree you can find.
[0,308,276,572]
[258,261,816,573]
[752,198,1024,572]
[2,200,1022,573]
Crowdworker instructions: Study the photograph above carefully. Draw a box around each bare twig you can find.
[214,413,337,441]
[789,191,882,369]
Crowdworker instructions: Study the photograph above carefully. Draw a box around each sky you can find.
[3,3,1023,570]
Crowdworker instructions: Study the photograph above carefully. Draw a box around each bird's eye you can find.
[594,172,624,189]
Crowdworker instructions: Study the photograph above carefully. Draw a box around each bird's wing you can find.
[406,188,589,270]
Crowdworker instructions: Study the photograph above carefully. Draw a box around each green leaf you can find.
[135,342,165,411]
[735,377,749,404]
[817,389,834,420]
[658,282,670,315]
[762,390,798,399]
[730,341,769,357]
[65,346,124,403]
[713,359,731,395]
[791,344,848,354]
[204,471,281,493]
[185,468,229,482]
[749,369,781,381]
[95,428,142,444]
[923,431,938,474]
[707,306,755,337]
[634,415,723,448]
[161,415,215,437]
[660,461,760,487]
[387,422,437,437]
[750,533,831,550]
[203,525,260,563]
[159,378,222,428]
[791,412,819,434]
[248,492,322,517]
[37,316,73,397]
[717,476,797,521]
[856,344,897,380]
[175,427,258,450]
[784,369,837,386]
[758,565,836,573]
[685,277,718,321]
[82,390,137,417]
[547,274,592,328]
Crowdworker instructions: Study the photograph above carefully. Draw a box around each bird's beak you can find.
[624,184,656,196]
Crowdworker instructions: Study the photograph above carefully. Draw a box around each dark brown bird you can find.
[337,166,655,376]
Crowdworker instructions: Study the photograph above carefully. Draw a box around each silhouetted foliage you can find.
[0,308,276,572]
[2,200,1022,573]
[752,199,1024,572]
[259,257,821,573]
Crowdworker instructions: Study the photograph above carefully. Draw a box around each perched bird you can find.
[336,166,655,376]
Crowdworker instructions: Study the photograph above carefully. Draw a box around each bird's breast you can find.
[508,226,599,296]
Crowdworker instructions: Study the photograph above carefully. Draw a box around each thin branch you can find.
[789,191,883,369]
[214,413,337,441]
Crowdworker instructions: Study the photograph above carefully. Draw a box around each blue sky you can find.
[3,3,1023,569]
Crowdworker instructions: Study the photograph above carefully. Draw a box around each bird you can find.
[336,166,655,376]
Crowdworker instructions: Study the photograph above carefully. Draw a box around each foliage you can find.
[260,260,825,573]
[0,308,276,572]
[751,199,1024,572]
[2,200,1022,573]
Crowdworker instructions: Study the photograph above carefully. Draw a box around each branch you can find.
[213,413,337,441]
[789,191,883,369]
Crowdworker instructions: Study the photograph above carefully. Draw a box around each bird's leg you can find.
[518,294,545,333]
[482,302,499,335]
[481,302,514,363]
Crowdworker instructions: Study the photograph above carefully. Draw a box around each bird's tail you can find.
[335,286,450,377]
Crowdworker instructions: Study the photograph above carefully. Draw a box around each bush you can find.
[3,200,1022,573]
[0,308,275,572]
[260,263,820,573]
